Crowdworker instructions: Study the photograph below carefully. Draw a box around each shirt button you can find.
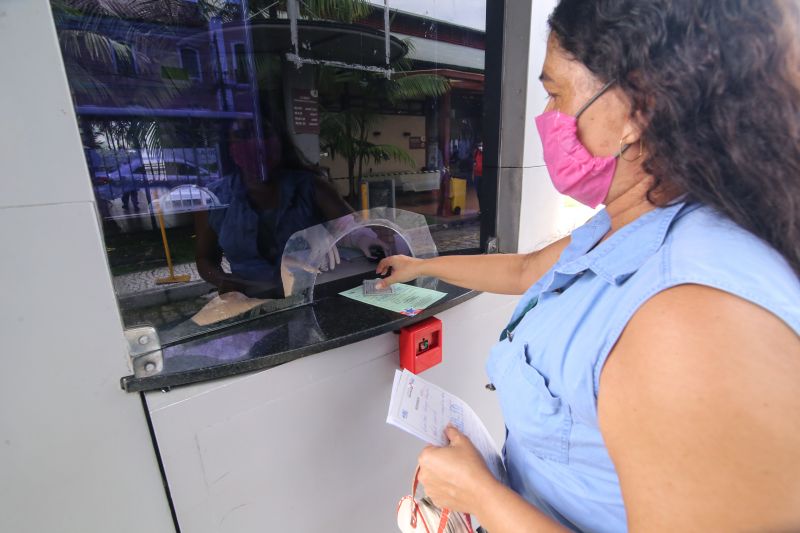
[485,383,496,391]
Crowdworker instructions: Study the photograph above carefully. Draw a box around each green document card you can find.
[339,283,447,316]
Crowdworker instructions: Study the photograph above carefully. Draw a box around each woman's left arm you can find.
[418,427,570,532]
[599,284,800,531]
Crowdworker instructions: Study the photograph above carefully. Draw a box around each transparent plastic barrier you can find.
[281,207,439,304]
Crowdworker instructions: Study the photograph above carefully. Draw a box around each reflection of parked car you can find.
[93,155,222,204]
[157,185,223,213]
[107,156,219,186]
[156,185,226,229]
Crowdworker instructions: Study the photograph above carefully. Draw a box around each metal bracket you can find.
[486,236,499,254]
[124,326,164,378]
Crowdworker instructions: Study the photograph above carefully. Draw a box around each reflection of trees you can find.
[319,46,451,200]
[242,1,451,201]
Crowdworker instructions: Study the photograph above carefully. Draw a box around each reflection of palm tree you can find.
[319,45,451,201]
[243,1,451,201]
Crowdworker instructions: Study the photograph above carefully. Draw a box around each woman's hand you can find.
[375,254,424,289]
[417,426,498,515]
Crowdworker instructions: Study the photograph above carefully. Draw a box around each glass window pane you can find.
[50,0,491,348]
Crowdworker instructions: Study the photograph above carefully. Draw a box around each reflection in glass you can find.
[195,121,391,298]
[50,0,489,344]
[281,208,438,305]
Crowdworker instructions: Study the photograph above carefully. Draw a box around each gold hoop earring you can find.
[620,138,644,162]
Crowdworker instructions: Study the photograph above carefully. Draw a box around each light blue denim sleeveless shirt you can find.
[486,202,800,532]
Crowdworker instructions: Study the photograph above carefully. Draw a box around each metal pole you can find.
[240,0,269,182]
[287,0,300,62]
[384,0,391,78]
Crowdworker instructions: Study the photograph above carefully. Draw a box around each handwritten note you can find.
[386,369,507,483]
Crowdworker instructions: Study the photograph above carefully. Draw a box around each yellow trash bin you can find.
[360,181,369,211]
[450,177,467,215]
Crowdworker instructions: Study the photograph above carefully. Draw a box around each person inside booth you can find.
[194,121,388,299]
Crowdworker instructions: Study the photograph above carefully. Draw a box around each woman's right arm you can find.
[194,210,245,293]
[375,236,569,295]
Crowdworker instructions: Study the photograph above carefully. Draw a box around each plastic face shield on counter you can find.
[281,208,439,304]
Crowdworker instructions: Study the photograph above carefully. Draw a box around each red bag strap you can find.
[412,466,422,499]
[411,467,475,533]
[438,509,451,533]
[409,467,428,532]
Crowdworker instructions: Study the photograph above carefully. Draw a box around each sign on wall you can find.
[292,89,320,134]
[409,136,426,149]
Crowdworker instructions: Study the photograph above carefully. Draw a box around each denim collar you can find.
[504,201,692,333]
[553,201,690,286]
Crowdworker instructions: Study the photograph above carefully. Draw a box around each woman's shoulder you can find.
[664,204,796,279]
[653,203,800,332]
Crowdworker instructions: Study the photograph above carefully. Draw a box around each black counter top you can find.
[121,275,477,392]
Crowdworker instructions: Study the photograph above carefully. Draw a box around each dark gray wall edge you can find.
[496,0,534,253]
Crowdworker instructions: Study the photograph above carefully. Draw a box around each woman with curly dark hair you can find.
[377,0,800,530]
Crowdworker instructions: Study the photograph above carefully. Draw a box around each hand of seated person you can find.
[347,227,391,260]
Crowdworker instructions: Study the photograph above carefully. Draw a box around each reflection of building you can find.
[56,0,256,188]
[56,1,485,206]
[58,0,255,116]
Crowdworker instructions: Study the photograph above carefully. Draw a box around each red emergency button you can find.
[399,317,443,374]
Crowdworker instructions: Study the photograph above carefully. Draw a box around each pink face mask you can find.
[535,80,620,208]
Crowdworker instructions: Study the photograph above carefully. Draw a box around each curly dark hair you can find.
[549,0,800,277]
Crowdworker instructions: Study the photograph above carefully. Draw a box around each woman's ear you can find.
[619,111,646,146]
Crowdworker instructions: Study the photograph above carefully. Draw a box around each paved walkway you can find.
[112,261,201,296]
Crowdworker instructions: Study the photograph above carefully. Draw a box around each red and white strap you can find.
[402,466,473,533]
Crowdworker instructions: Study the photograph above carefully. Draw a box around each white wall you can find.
[500,0,597,254]
[0,2,174,531]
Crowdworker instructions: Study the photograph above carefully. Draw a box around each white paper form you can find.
[387,369,507,483]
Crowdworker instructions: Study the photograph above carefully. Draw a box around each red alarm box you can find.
[399,317,443,374]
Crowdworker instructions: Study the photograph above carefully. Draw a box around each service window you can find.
[50,0,495,388]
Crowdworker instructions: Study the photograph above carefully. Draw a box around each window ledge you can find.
[120,276,478,393]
